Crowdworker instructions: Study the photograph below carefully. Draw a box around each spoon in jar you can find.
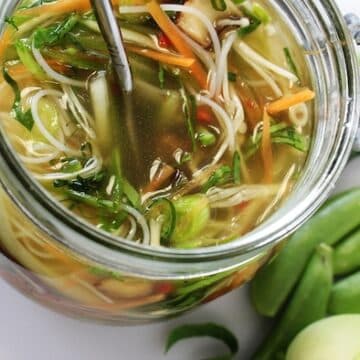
[91,0,141,175]
[90,0,132,92]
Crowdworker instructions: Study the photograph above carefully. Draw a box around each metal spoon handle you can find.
[90,0,133,93]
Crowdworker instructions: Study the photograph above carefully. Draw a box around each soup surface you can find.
[0,0,314,248]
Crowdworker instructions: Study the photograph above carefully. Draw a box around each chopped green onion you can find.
[61,158,82,173]
[228,72,237,82]
[2,68,34,131]
[237,17,261,37]
[252,3,271,24]
[146,198,176,245]
[211,0,227,11]
[198,128,216,147]
[284,47,299,79]
[202,166,232,192]
[166,323,239,358]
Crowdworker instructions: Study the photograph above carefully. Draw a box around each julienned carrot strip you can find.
[126,45,195,68]
[146,0,208,89]
[19,0,92,15]
[261,109,273,184]
[267,89,315,115]
[18,0,150,16]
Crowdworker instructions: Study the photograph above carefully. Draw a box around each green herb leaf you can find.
[33,14,79,49]
[245,122,309,158]
[211,0,227,11]
[202,166,232,192]
[271,127,309,152]
[5,16,19,31]
[53,171,106,193]
[19,0,55,10]
[166,323,238,358]
[180,87,196,151]
[284,47,299,79]
[2,68,34,131]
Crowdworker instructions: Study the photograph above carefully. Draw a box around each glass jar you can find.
[0,0,358,323]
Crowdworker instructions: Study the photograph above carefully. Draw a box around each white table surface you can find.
[1,2,359,359]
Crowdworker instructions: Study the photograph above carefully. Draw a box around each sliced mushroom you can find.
[177,0,241,48]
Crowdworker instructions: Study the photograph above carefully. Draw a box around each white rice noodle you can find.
[21,87,41,100]
[62,85,96,139]
[70,275,114,304]
[120,203,150,246]
[217,18,250,28]
[120,4,221,66]
[210,140,229,166]
[149,219,161,247]
[197,95,235,152]
[32,42,86,88]
[252,121,264,143]
[9,135,60,163]
[33,156,102,181]
[207,184,279,208]
[233,41,298,82]
[244,59,283,98]
[149,158,162,182]
[141,185,172,204]
[215,31,237,98]
[19,152,58,165]
[180,32,216,97]
[31,89,81,155]
[258,164,296,223]
[126,216,137,241]
[229,85,246,134]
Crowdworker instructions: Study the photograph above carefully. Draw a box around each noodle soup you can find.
[0,0,316,319]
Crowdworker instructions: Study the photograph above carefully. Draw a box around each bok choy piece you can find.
[33,14,79,49]
[171,195,210,247]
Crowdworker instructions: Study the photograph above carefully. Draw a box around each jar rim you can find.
[0,0,358,276]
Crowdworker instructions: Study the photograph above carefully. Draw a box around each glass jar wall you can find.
[0,0,358,323]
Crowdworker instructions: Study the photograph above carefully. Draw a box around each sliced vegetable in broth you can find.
[0,0,314,249]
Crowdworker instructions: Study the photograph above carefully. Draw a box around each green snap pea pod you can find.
[253,244,333,360]
[328,271,360,314]
[333,228,360,276]
[251,189,360,317]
